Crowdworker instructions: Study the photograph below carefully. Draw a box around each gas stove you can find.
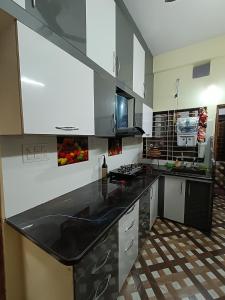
[109,163,143,179]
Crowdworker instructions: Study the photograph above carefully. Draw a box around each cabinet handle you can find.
[112,113,116,133]
[93,274,111,300]
[92,250,111,274]
[180,182,183,194]
[124,239,134,253]
[125,220,135,232]
[126,205,135,215]
[116,56,121,76]
[55,126,79,131]
[31,0,36,7]
[113,51,116,74]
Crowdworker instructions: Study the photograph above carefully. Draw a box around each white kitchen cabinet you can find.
[119,202,139,291]
[0,13,95,136]
[150,180,158,229]
[133,35,145,98]
[142,104,153,137]
[17,22,94,135]
[12,0,25,8]
[86,0,116,77]
[164,176,186,223]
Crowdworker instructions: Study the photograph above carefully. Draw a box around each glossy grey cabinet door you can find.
[25,0,86,53]
[75,224,119,300]
[135,97,143,129]
[116,5,133,90]
[144,52,153,108]
[94,72,116,137]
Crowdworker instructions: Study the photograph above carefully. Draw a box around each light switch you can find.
[22,144,49,163]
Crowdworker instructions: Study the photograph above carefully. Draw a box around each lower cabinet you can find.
[163,175,213,232]
[185,180,213,232]
[139,188,150,248]
[150,180,159,229]
[119,202,139,291]
[74,224,118,300]
[164,176,186,223]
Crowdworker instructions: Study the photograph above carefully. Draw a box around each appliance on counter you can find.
[115,88,145,137]
[176,117,199,147]
[109,163,143,179]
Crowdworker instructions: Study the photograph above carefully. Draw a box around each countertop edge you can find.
[6,174,160,265]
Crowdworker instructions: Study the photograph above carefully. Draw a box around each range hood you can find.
[116,127,145,137]
[115,89,145,137]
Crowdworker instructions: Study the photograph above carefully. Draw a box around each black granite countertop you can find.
[150,165,213,181]
[7,166,159,265]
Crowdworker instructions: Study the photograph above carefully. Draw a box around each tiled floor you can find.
[118,195,225,300]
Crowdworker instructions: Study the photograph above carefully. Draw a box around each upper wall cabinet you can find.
[144,52,153,108]
[86,0,116,77]
[25,0,86,53]
[116,5,133,89]
[13,0,25,8]
[133,35,145,98]
[94,72,116,137]
[0,14,94,135]
[142,104,153,138]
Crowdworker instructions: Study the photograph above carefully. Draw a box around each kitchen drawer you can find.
[119,201,139,291]
[119,203,139,234]
[119,230,139,291]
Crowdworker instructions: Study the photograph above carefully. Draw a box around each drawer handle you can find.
[55,126,79,131]
[124,239,134,253]
[93,274,111,300]
[126,205,135,215]
[125,220,135,232]
[92,250,111,275]
[31,0,36,7]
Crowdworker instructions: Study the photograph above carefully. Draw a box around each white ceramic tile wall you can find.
[0,136,142,218]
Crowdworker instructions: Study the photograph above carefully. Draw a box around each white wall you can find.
[0,135,142,218]
[153,34,225,136]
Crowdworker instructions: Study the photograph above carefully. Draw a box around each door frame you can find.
[0,181,6,300]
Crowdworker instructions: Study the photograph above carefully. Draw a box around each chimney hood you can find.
[115,88,144,137]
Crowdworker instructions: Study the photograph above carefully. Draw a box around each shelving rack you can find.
[143,107,203,162]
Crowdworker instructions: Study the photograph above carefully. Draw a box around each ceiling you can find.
[123,0,225,56]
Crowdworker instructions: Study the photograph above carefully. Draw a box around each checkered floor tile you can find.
[118,195,225,300]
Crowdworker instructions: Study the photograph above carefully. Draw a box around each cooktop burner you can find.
[109,163,143,179]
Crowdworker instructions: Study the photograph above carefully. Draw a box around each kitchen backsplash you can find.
[0,135,142,218]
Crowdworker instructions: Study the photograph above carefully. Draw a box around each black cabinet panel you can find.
[74,224,118,300]
[94,72,116,137]
[116,5,133,90]
[139,188,150,249]
[185,180,213,232]
[25,0,86,53]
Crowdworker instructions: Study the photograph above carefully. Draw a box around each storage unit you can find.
[142,104,153,138]
[25,0,86,53]
[144,52,154,107]
[133,35,145,98]
[13,0,25,8]
[139,188,150,249]
[94,72,116,137]
[150,179,159,229]
[164,176,186,223]
[0,14,95,135]
[116,4,133,89]
[75,224,118,300]
[119,202,139,291]
[86,0,116,77]
[185,180,213,232]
